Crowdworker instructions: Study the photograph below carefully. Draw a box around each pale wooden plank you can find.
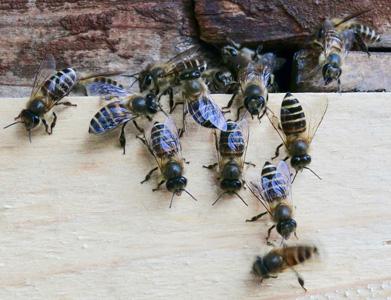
[0,93,390,299]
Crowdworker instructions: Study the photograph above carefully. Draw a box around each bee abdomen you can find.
[354,24,381,43]
[151,123,179,157]
[285,246,317,267]
[188,100,219,129]
[176,59,207,76]
[43,68,78,101]
[261,161,277,180]
[89,101,128,134]
[280,93,306,135]
[325,29,343,53]
[219,121,245,156]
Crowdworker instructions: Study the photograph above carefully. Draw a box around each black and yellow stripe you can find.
[188,98,219,129]
[42,68,77,101]
[284,246,318,267]
[219,120,245,157]
[280,93,306,135]
[150,122,179,157]
[325,29,343,54]
[261,161,286,202]
[354,24,381,43]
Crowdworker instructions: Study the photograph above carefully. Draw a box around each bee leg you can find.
[223,93,236,110]
[136,135,147,146]
[235,106,245,122]
[292,269,307,292]
[170,101,184,114]
[183,158,190,164]
[141,167,158,184]
[246,212,267,222]
[119,123,127,154]
[294,231,299,240]
[203,163,218,169]
[258,109,266,123]
[354,32,371,57]
[132,120,143,133]
[244,161,256,167]
[266,224,276,245]
[153,180,166,192]
[168,88,174,111]
[49,112,57,134]
[55,101,77,107]
[42,119,50,135]
[272,143,284,159]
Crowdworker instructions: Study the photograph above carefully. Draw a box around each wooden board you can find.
[0,93,391,299]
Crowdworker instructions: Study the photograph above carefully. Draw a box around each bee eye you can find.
[229,49,237,56]
[33,115,40,125]
[215,72,223,81]
[318,28,324,39]
[145,74,152,86]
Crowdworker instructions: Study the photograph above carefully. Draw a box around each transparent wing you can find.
[188,90,228,131]
[340,29,356,60]
[302,95,329,144]
[84,79,129,97]
[45,71,82,109]
[88,100,135,134]
[167,45,200,64]
[275,160,292,204]
[257,53,278,88]
[162,116,182,159]
[266,107,289,148]
[246,173,273,216]
[30,54,57,100]
[262,160,292,205]
[237,118,249,164]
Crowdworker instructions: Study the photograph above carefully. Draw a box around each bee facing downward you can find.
[4,54,118,141]
[139,116,197,208]
[267,93,328,182]
[86,77,161,154]
[204,119,253,206]
[246,160,296,245]
[252,244,319,291]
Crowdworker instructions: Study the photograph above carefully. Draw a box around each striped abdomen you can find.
[354,24,381,43]
[325,29,343,54]
[89,101,132,134]
[284,246,318,268]
[280,93,306,135]
[219,120,245,157]
[177,59,207,80]
[150,122,179,158]
[188,98,220,129]
[42,68,78,102]
[261,162,286,202]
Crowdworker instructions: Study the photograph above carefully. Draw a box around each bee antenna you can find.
[280,236,285,247]
[240,110,248,121]
[159,104,169,117]
[212,192,226,206]
[121,72,139,78]
[29,129,32,143]
[182,189,198,202]
[322,78,329,86]
[303,167,322,180]
[130,78,139,88]
[3,121,23,129]
[233,192,248,206]
[169,193,176,209]
[291,170,298,184]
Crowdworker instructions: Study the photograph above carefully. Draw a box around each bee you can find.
[267,93,328,181]
[252,244,319,291]
[202,67,235,94]
[86,77,161,154]
[246,160,296,244]
[204,119,253,206]
[306,10,379,90]
[136,46,207,108]
[173,75,228,135]
[4,54,118,141]
[140,116,197,208]
[221,38,263,66]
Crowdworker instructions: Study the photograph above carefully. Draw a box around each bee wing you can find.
[188,90,228,131]
[303,95,329,144]
[275,160,292,204]
[167,45,200,64]
[257,53,278,87]
[162,116,182,159]
[266,108,289,148]
[30,54,57,100]
[246,173,273,215]
[340,29,356,60]
[89,100,136,134]
[84,78,129,97]
[237,118,249,165]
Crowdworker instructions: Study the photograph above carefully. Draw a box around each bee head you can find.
[166,176,187,195]
[291,155,311,171]
[253,252,284,278]
[276,219,297,240]
[145,93,158,114]
[179,70,201,81]
[252,256,270,278]
[322,60,342,85]
[215,71,232,87]
[138,70,154,92]
[20,109,40,130]
[244,94,266,116]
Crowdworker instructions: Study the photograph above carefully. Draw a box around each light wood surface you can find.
[0,93,391,299]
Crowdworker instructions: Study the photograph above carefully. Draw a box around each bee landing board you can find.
[0,93,391,299]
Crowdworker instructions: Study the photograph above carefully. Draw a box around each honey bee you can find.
[4,54,118,141]
[173,76,228,135]
[202,67,235,94]
[306,10,379,90]
[252,244,319,291]
[221,38,263,66]
[140,116,197,208]
[267,93,328,181]
[204,119,253,206]
[246,160,296,244]
[87,78,161,154]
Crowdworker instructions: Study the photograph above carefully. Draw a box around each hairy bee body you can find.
[202,68,234,94]
[252,245,318,290]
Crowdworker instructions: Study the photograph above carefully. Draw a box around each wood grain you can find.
[0,93,391,299]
